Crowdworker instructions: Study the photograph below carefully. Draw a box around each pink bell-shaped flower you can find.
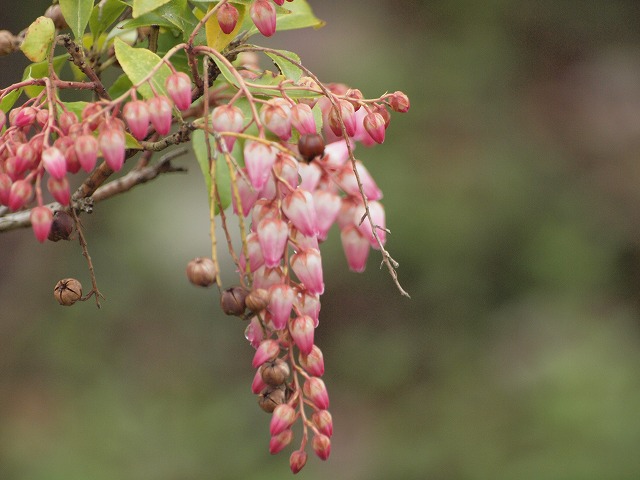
[299,345,325,377]
[217,2,239,34]
[337,161,382,201]
[312,434,331,460]
[282,188,318,237]
[321,139,350,169]
[8,179,32,211]
[291,103,316,135]
[251,368,268,394]
[244,140,277,190]
[312,409,333,437]
[257,217,289,268]
[363,111,386,144]
[47,177,70,206]
[340,225,370,272]
[123,99,150,140]
[328,100,357,137]
[290,248,324,294]
[238,232,265,273]
[289,450,307,474]
[294,289,320,327]
[298,162,322,192]
[232,169,260,217]
[147,95,173,135]
[211,104,244,152]
[30,206,53,243]
[260,100,292,141]
[165,72,192,111]
[267,283,295,330]
[269,429,293,455]
[289,315,315,355]
[245,316,265,349]
[75,135,98,172]
[303,377,329,409]
[252,265,284,290]
[250,0,277,37]
[355,200,386,248]
[42,146,67,180]
[99,125,126,171]
[0,174,11,206]
[270,404,296,436]
[313,190,341,240]
[252,339,280,368]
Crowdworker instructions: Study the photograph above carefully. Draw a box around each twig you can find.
[71,208,105,308]
[60,35,111,100]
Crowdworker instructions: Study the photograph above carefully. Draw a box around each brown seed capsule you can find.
[44,5,69,30]
[186,257,217,287]
[258,385,287,413]
[48,210,74,242]
[0,30,18,56]
[260,358,291,386]
[245,288,270,312]
[298,133,325,163]
[220,286,249,316]
[53,278,83,306]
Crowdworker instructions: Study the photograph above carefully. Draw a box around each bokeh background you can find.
[3,1,640,479]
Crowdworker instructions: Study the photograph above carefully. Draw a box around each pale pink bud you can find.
[244,140,277,190]
[388,90,410,113]
[337,196,360,230]
[289,227,318,251]
[313,190,341,241]
[147,95,173,135]
[0,174,11,206]
[298,162,322,192]
[259,174,277,201]
[232,170,260,217]
[47,176,71,206]
[299,345,325,376]
[251,199,278,227]
[37,110,49,127]
[245,316,264,349]
[351,107,376,146]
[211,104,244,152]
[291,248,324,295]
[270,404,296,436]
[250,0,277,37]
[294,290,320,327]
[99,126,126,171]
[8,179,32,211]
[363,111,386,144]
[4,156,27,180]
[217,2,239,34]
[58,111,77,135]
[289,315,315,355]
[355,200,386,248]
[252,368,268,394]
[312,409,333,437]
[311,433,331,460]
[289,450,307,474]
[252,339,280,368]
[64,146,81,174]
[340,225,370,272]
[282,189,317,237]
[338,161,382,201]
[16,143,36,169]
[321,139,350,168]
[252,265,284,290]
[165,72,192,111]
[291,103,316,135]
[267,284,295,330]
[260,100,291,141]
[75,135,98,172]
[329,100,357,137]
[257,217,289,267]
[42,147,67,180]
[123,100,150,140]
[12,106,36,128]
[274,153,299,192]
[30,206,53,243]
[269,429,293,454]
[303,377,329,409]
[238,232,265,273]
[82,103,103,131]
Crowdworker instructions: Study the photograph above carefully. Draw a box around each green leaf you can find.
[0,89,22,113]
[108,73,134,99]
[125,132,142,149]
[60,0,94,39]
[192,129,231,213]
[132,0,172,18]
[265,49,302,82]
[245,0,324,37]
[61,101,87,120]
[123,0,200,42]
[22,55,69,98]
[113,37,172,99]
[89,0,128,40]
[205,2,247,52]
[20,17,55,62]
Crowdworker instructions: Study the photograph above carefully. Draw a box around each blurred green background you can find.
[3,1,640,479]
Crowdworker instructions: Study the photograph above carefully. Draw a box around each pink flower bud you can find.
[270,404,296,436]
[298,162,322,192]
[311,433,331,460]
[289,227,318,251]
[30,206,53,243]
[245,316,265,349]
[267,283,294,330]
[4,156,27,180]
[313,190,341,241]
[0,174,11,206]
[16,144,35,170]
[250,0,277,37]
[251,198,278,227]
[274,153,299,192]
[340,225,370,272]
[299,344,324,376]
[99,125,126,171]
[217,2,239,34]
[363,111,386,144]
[211,104,244,152]
[282,189,317,237]
[75,135,99,172]
[388,90,410,113]
[294,289,320,327]
[239,232,265,273]
[291,103,316,135]
[147,95,173,136]
[269,428,293,454]
[36,109,49,127]
[165,72,192,111]
[252,368,268,394]
[355,200,386,248]
[289,315,315,355]
[12,106,37,128]
[42,147,67,180]
[8,179,32,211]
[257,217,289,268]
[252,339,280,368]
[82,103,104,131]
[337,161,382,201]
[312,409,333,437]
[289,450,307,474]
[329,100,357,137]
[65,146,82,174]
[260,100,291,141]
[291,248,324,295]
[58,111,77,135]
[252,265,284,290]
[321,139,350,169]
[47,176,71,206]
[303,377,329,409]
[273,0,285,5]
[337,196,360,230]
[123,100,150,140]
[0,110,6,131]
[232,170,260,217]
[244,140,277,190]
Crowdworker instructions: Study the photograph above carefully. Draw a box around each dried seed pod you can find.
[258,385,286,413]
[298,133,325,163]
[44,5,68,30]
[245,288,270,312]
[260,358,290,386]
[186,257,217,287]
[48,210,74,242]
[220,286,249,316]
[53,278,83,306]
